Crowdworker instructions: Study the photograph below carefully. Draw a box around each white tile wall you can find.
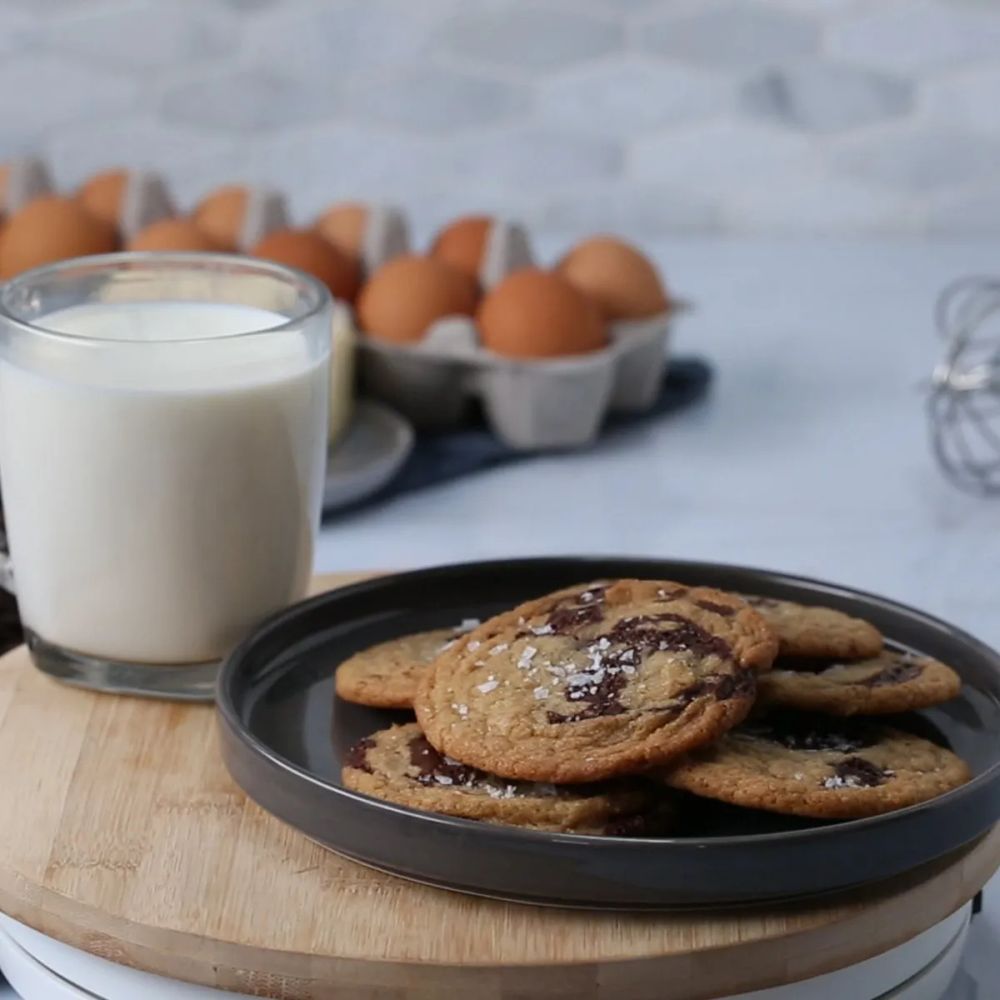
[1,0,999,238]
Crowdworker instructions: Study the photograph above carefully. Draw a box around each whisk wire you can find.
[928,277,1000,495]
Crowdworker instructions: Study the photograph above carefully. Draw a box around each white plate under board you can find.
[0,906,971,999]
[323,400,414,512]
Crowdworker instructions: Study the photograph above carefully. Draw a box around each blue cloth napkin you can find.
[324,356,712,518]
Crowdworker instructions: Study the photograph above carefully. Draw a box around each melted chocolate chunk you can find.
[825,756,891,789]
[746,715,878,753]
[653,669,755,720]
[545,594,736,725]
[601,613,732,660]
[408,735,482,787]
[547,601,604,634]
[548,611,739,724]
[547,670,628,724]
[656,613,732,659]
[344,736,376,773]
[696,600,736,617]
[863,659,923,687]
[544,586,608,634]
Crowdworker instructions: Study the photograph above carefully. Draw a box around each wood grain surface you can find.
[0,572,996,1000]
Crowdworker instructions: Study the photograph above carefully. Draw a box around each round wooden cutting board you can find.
[0,572,996,1000]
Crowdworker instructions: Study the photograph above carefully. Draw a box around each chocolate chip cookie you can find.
[413,580,778,783]
[342,723,666,834]
[662,713,970,819]
[336,621,480,709]
[742,595,883,660]
[757,649,962,716]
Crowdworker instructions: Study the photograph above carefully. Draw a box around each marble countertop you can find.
[313,237,999,999]
[317,237,1000,650]
[4,237,998,996]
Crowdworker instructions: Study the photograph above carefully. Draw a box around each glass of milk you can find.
[0,253,331,699]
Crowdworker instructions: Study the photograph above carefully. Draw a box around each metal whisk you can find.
[928,276,1000,495]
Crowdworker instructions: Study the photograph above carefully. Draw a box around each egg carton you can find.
[228,187,291,250]
[352,209,674,449]
[359,310,672,449]
[357,204,411,276]
[0,157,54,213]
[116,170,175,240]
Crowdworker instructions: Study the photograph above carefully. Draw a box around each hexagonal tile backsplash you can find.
[3,0,1000,237]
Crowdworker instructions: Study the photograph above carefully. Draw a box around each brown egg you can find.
[193,185,249,251]
[127,217,224,252]
[430,215,492,282]
[0,195,118,279]
[478,268,607,359]
[314,201,368,261]
[77,169,129,229]
[357,254,478,344]
[557,236,669,321]
[252,228,361,303]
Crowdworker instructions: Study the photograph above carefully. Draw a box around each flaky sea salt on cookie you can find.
[343,722,666,834]
[413,580,778,783]
[662,713,970,819]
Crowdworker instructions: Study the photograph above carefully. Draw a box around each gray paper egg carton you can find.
[354,206,676,450]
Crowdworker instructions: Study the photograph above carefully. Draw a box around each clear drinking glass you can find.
[0,253,331,699]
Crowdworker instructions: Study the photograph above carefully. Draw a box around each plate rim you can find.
[323,398,415,510]
[217,555,1000,851]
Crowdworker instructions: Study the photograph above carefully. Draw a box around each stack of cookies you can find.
[338,580,969,835]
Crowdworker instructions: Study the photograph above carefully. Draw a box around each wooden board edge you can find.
[0,827,996,1000]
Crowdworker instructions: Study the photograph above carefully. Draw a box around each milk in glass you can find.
[0,301,328,663]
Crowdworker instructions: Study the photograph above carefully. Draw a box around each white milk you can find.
[0,302,328,663]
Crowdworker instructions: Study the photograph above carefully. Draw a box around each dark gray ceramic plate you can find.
[216,558,1000,909]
